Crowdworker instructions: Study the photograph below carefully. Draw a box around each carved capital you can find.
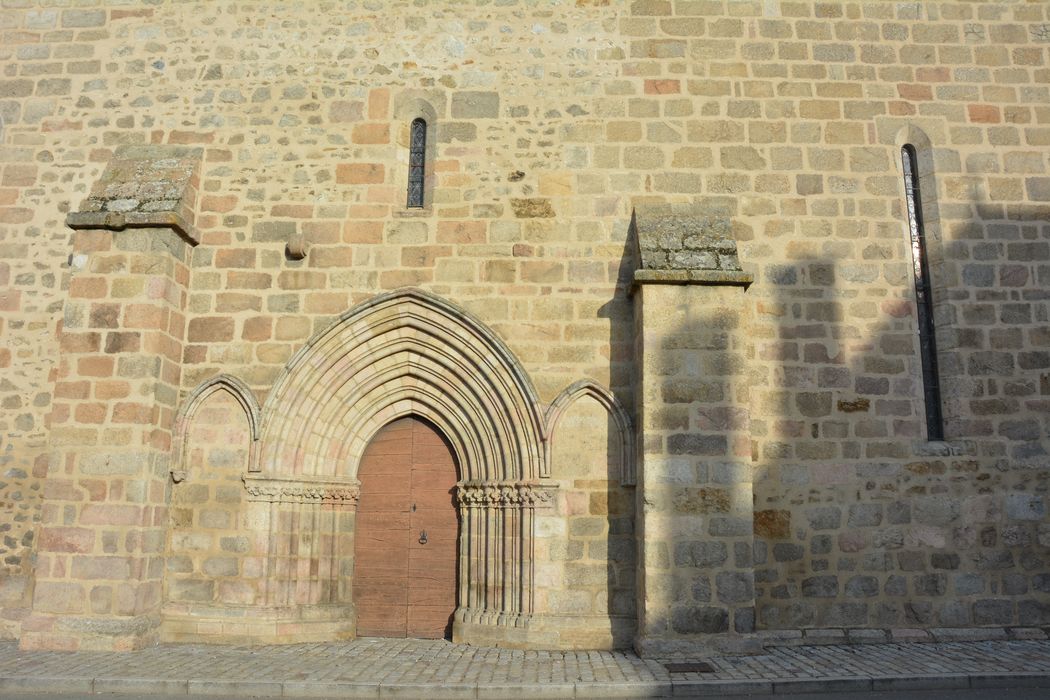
[455,480,556,508]
[242,474,361,505]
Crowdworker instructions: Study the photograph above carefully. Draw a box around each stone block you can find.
[671,605,729,634]
[451,91,499,119]
[807,506,842,530]
[845,576,879,598]
[848,503,882,527]
[715,571,754,604]
[802,576,838,598]
[1004,494,1046,521]
[673,541,726,568]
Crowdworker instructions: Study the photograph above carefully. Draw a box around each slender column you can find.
[454,481,553,631]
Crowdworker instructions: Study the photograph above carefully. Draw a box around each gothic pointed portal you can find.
[255,288,553,646]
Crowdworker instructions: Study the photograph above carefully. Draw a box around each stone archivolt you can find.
[255,288,546,484]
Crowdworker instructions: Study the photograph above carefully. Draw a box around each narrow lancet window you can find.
[902,144,944,441]
[407,118,426,208]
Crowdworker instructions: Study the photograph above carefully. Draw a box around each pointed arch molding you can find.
[258,288,547,483]
[546,380,636,487]
[171,373,261,482]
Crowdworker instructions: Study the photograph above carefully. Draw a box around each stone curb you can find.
[0,672,1048,697]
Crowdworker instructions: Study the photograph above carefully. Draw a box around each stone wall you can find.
[0,0,1046,649]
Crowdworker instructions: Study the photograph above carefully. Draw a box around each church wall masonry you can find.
[0,1,1047,653]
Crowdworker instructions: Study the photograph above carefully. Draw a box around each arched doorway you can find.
[353,416,459,638]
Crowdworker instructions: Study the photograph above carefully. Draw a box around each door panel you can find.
[354,416,459,638]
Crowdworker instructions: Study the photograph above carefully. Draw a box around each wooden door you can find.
[353,416,459,638]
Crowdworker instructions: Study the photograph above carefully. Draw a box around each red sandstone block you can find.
[343,220,383,244]
[104,331,141,354]
[368,87,389,119]
[215,293,261,313]
[644,79,680,94]
[2,164,38,187]
[277,270,327,290]
[38,526,95,554]
[77,356,114,377]
[28,582,86,615]
[201,194,238,213]
[169,130,214,144]
[521,261,565,283]
[50,402,71,424]
[187,317,234,342]
[309,246,354,268]
[968,104,1001,123]
[206,148,232,162]
[336,163,385,185]
[124,304,167,330]
[352,122,390,144]
[42,119,85,132]
[347,204,388,218]
[302,221,341,245]
[0,188,18,206]
[89,303,120,328]
[402,245,451,267]
[226,271,272,289]
[60,332,101,354]
[74,403,107,424]
[380,269,434,287]
[112,402,154,424]
[270,204,314,218]
[242,316,272,341]
[0,288,21,311]
[915,67,950,82]
[437,220,486,244]
[73,230,112,253]
[73,555,132,581]
[42,478,83,501]
[304,292,349,314]
[80,503,141,527]
[889,101,916,116]
[80,479,107,501]
[0,348,9,368]
[897,83,932,101]
[94,380,130,400]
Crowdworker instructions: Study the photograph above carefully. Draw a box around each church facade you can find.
[0,1,1047,655]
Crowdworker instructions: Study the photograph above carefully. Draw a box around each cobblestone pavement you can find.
[0,637,1048,697]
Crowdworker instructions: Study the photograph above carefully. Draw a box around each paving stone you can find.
[0,637,1048,698]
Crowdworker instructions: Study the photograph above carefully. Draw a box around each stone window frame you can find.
[392,92,441,216]
[892,125,958,446]
[406,117,427,208]
[901,143,944,442]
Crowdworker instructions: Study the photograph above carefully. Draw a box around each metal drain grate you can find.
[664,661,715,674]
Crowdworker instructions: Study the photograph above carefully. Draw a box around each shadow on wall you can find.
[536,247,638,649]
[750,182,1050,631]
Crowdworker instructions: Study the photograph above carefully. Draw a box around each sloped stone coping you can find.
[66,209,199,244]
[633,269,753,287]
[65,144,203,244]
[631,202,745,273]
